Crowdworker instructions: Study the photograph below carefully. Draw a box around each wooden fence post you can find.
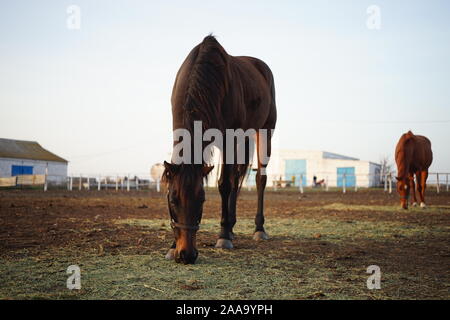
[299,174,304,194]
[384,174,387,192]
[98,176,101,191]
[127,174,130,192]
[388,173,392,194]
[446,174,449,192]
[116,175,119,191]
[70,176,73,191]
[156,179,161,192]
[436,173,440,194]
[343,173,346,194]
[87,177,90,190]
[79,174,82,191]
[44,165,48,192]
[354,174,358,192]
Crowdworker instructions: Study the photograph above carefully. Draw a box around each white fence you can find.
[62,174,162,192]
[243,172,450,194]
[1,172,449,194]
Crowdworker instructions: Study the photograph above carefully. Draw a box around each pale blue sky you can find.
[1,0,449,174]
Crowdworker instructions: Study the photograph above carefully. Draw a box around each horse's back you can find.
[234,56,274,85]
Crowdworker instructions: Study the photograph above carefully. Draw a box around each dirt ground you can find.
[0,188,449,299]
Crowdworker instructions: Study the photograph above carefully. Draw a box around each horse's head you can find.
[163,161,213,264]
[396,176,410,209]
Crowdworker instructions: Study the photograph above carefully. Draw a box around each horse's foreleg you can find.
[216,164,234,249]
[225,169,240,239]
[410,174,418,206]
[419,170,428,208]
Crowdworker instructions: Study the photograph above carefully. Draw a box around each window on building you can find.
[11,165,33,176]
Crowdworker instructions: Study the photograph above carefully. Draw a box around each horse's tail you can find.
[236,163,252,194]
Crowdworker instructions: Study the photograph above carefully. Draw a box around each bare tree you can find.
[379,155,394,185]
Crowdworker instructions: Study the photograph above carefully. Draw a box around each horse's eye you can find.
[169,189,179,204]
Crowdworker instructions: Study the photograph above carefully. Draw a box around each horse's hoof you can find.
[229,232,235,241]
[253,231,269,241]
[215,238,233,249]
[420,202,426,208]
[165,248,176,260]
[412,202,418,207]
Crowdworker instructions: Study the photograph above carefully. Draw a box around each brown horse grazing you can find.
[162,35,277,264]
[395,131,433,209]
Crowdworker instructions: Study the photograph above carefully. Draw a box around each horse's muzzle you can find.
[401,200,408,210]
[176,249,198,264]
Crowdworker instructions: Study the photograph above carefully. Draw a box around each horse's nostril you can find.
[179,250,186,261]
[178,250,197,264]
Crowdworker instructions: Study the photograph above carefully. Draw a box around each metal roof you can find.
[0,138,68,163]
[322,151,359,161]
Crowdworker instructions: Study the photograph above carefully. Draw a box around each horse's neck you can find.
[397,155,409,178]
[400,141,416,176]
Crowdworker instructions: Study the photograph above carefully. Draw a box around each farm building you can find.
[202,149,381,188]
[259,150,382,188]
[0,138,68,184]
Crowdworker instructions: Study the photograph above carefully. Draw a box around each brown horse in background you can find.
[163,35,277,264]
[395,131,433,209]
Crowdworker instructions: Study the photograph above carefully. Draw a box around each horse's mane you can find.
[183,35,229,133]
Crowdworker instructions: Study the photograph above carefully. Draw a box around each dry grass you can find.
[0,190,449,300]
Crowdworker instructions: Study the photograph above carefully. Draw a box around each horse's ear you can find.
[202,165,214,177]
[163,161,180,178]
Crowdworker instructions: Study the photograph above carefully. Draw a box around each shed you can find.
[0,138,68,184]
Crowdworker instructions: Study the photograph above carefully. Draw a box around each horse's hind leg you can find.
[165,241,176,260]
[254,131,271,241]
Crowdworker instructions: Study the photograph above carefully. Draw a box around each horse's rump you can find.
[395,131,433,178]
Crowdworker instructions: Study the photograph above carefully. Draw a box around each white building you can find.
[261,150,381,188]
[0,138,68,184]
[204,149,381,188]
